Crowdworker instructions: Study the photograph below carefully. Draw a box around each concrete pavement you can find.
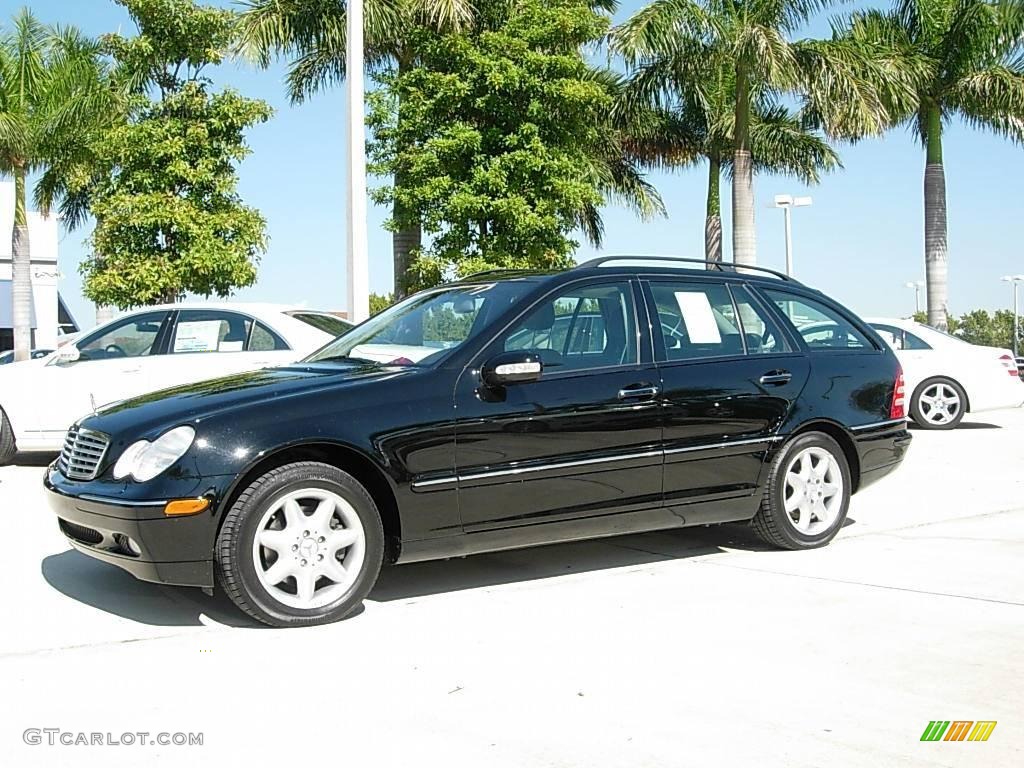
[1,410,1022,767]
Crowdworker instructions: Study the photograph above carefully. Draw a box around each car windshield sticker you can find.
[174,320,223,353]
[674,292,722,344]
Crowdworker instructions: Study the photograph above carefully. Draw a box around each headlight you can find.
[113,426,196,482]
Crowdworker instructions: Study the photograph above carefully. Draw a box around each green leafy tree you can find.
[841,1,1024,330]
[367,0,640,287]
[617,58,840,264]
[956,308,1021,348]
[79,0,272,309]
[612,0,919,267]
[0,10,110,360]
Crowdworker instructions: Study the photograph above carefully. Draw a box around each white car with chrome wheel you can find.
[867,318,1022,429]
[0,302,350,463]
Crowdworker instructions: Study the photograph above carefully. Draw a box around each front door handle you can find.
[759,370,792,386]
[617,385,660,400]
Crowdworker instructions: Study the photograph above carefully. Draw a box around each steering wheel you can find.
[104,344,127,358]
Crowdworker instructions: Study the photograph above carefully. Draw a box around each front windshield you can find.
[306,280,536,366]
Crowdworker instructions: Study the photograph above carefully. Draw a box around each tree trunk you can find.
[705,156,723,267]
[923,106,948,330]
[731,71,756,265]
[391,51,421,299]
[11,164,33,362]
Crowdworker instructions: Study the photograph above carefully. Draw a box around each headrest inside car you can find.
[452,295,476,314]
[523,303,555,331]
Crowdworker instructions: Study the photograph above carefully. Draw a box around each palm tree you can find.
[612,0,916,266]
[0,10,109,361]
[617,58,839,264]
[235,0,474,299]
[840,0,1024,330]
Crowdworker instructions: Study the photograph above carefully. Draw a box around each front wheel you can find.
[910,377,966,430]
[216,461,385,627]
[751,432,851,550]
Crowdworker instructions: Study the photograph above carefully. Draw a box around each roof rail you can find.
[576,255,801,283]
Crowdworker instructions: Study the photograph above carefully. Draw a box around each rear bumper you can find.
[45,469,215,588]
[852,420,912,492]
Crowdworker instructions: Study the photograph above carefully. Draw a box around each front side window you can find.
[77,312,168,361]
[171,311,252,354]
[500,281,637,372]
[764,290,872,351]
[306,281,535,366]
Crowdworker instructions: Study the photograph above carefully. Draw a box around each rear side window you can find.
[764,289,873,351]
[650,281,748,360]
[171,311,251,354]
[730,286,790,355]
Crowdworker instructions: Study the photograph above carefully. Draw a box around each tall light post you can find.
[905,280,924,314]
[772,194,812,276]
[1001,275,1024,357]
[345,0,369,323]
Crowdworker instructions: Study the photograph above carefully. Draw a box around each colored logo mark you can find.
[920,721,997,742]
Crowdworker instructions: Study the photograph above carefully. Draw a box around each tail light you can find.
[890,368,906,419]
[998,354,1019,377]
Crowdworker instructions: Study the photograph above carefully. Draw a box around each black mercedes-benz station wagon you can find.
[46,258,911,626]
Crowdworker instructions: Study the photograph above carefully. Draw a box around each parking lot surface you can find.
[1,410,1022,767]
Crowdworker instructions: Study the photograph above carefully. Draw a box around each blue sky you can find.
[7,0,1024,328]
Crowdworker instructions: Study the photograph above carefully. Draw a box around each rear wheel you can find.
[910,377,966,430]
[0,408,16,465]
[751,432,851,550]
[216,461,384,627]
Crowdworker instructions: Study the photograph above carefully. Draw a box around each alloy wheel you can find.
[251,488,366,609]
[783,446,844,535]
[918,382,961,426]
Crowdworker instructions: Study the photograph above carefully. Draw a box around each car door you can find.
[32,310,174,435]
[645,278,810,520]
[149,309,296,390]
[454,278,664,531]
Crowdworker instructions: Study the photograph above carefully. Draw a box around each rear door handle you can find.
[759,370,792,386]
[617,385,660,400]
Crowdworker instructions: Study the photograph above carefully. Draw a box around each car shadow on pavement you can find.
[370,522,784,602]
[40,519,855,625]
[41,550,267,628]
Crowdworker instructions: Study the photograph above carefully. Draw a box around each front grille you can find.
[58,518,104,545]
[58,425,110,480]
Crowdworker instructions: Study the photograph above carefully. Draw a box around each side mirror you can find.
[54,345,81,364]
[481,351,543,387]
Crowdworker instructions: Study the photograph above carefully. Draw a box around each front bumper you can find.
[45,469,216,588]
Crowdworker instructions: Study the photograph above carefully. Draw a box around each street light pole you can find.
[772,194,812,276]
[905,280,924,314]
[1002,275,1024,357]
[345,0,369,323]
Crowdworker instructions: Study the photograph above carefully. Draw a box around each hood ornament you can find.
[89,393,97,416]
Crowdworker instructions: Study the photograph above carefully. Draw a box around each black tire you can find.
[751,432,852,550]
[216,461,385,627]
[909,377,967,430]
[0,408,16,465]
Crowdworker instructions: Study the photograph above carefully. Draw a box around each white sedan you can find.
[867,318,1022,429]
[0,302,351,461]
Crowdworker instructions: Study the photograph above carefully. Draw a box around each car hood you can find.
[82,362,417,437]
